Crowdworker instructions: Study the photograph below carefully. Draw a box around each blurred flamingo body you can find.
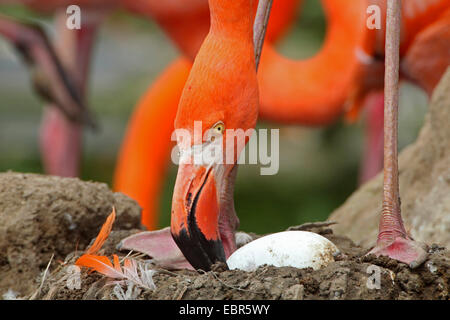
[0,0,118,176]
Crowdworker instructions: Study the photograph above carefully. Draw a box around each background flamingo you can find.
[0,0,117,177]
[0,13,94,126]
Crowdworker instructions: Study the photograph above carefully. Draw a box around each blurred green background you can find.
[0,0,428,234]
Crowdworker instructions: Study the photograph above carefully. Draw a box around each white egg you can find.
[227,231,340,271]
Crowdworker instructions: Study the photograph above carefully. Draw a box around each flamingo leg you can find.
[40,10,101,177]
[368,0,427,268]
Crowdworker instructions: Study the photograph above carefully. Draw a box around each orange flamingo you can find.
[115,0,300,230]
[169,0,272,270]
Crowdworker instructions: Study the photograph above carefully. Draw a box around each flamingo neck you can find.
[208,0,257,40]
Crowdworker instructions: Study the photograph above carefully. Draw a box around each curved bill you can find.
[171,160,227,271]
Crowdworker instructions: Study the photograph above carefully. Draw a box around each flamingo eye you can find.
[208,122,225,142]
[212,122,225,135]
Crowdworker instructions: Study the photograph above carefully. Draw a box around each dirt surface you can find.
[1,215,448,300]
[0,172,142,297]
[329,68,450,249]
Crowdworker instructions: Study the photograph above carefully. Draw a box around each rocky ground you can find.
[0,172,141,296]
[0,172,448,300]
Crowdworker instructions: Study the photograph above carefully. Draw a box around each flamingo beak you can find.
[170,161,226,271]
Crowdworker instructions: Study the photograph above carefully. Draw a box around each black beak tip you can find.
[172,227,226,272]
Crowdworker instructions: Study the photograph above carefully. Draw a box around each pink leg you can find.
[359,91,385,184]
[40,10,101,177]
[40,107,82,177]
[368,0,427,268]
